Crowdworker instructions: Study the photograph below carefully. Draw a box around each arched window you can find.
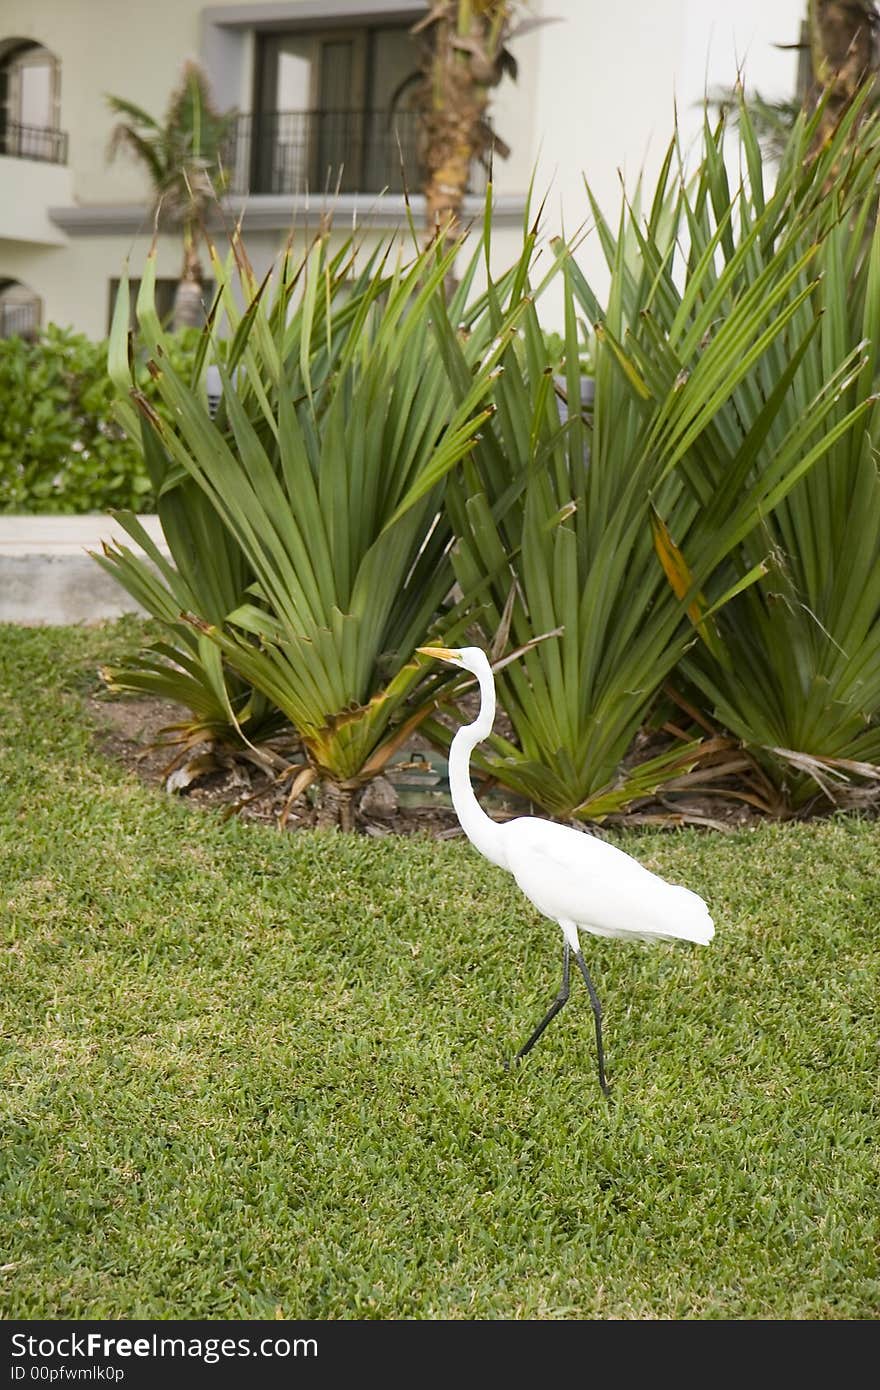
[0,39,63,161]
[0,280,42,340]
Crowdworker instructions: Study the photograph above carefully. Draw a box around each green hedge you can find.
[0,325,197,513]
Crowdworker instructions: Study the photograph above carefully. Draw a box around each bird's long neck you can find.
[448,661,507,870]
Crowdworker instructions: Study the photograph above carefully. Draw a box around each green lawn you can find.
[1,622,878,1319]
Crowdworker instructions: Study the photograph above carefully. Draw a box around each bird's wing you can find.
[504,818,714,943]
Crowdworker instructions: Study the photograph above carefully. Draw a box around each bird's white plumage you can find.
[415,643,714,1086]
[498,816,715,945]
[417,644,715,951]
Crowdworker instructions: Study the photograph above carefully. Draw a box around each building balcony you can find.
[1,121,68,165]
[224,108,487,199]
[0,148,72,246]
[47,108,521,241]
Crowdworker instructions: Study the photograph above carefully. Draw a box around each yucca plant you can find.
[98,227,396,762]
[111,216,539,825]
[434,104,876,822]
[669,102,880,810]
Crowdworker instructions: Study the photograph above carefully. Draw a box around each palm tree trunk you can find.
[172,219,205,330]
[808,0,878,145]
[417,2,511,244]
[424,104,483,235]
[422,13,477,237]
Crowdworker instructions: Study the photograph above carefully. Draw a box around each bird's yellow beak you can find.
[416,645,460,663]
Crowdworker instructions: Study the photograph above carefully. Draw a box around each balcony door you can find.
[253,30,366,194]
[252,25,418,195]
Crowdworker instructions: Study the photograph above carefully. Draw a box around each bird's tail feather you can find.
[663,885,715,944]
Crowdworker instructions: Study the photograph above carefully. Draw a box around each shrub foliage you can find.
[0,326,200,513]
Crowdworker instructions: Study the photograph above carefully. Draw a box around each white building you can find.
[1,0,805,338]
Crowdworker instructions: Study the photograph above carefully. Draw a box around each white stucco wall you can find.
[0,155,71,244]
[526,0,805,318]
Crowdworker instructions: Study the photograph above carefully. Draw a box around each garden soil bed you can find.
[88,691,470,838]
[87,689,762,836]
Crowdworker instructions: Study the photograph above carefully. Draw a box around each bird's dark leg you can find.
[510,941,571,1066]
[574,949,611,1098]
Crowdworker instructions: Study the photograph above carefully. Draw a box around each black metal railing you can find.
[224,109,487,198]
[0,121,68,164]
[0,301,41,340]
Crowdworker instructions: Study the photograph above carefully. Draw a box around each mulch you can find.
[87,689,763,837]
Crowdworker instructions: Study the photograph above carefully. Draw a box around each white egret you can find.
[417,645,715,1095]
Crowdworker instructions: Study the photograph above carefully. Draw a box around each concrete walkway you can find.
[0,515,169,625]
